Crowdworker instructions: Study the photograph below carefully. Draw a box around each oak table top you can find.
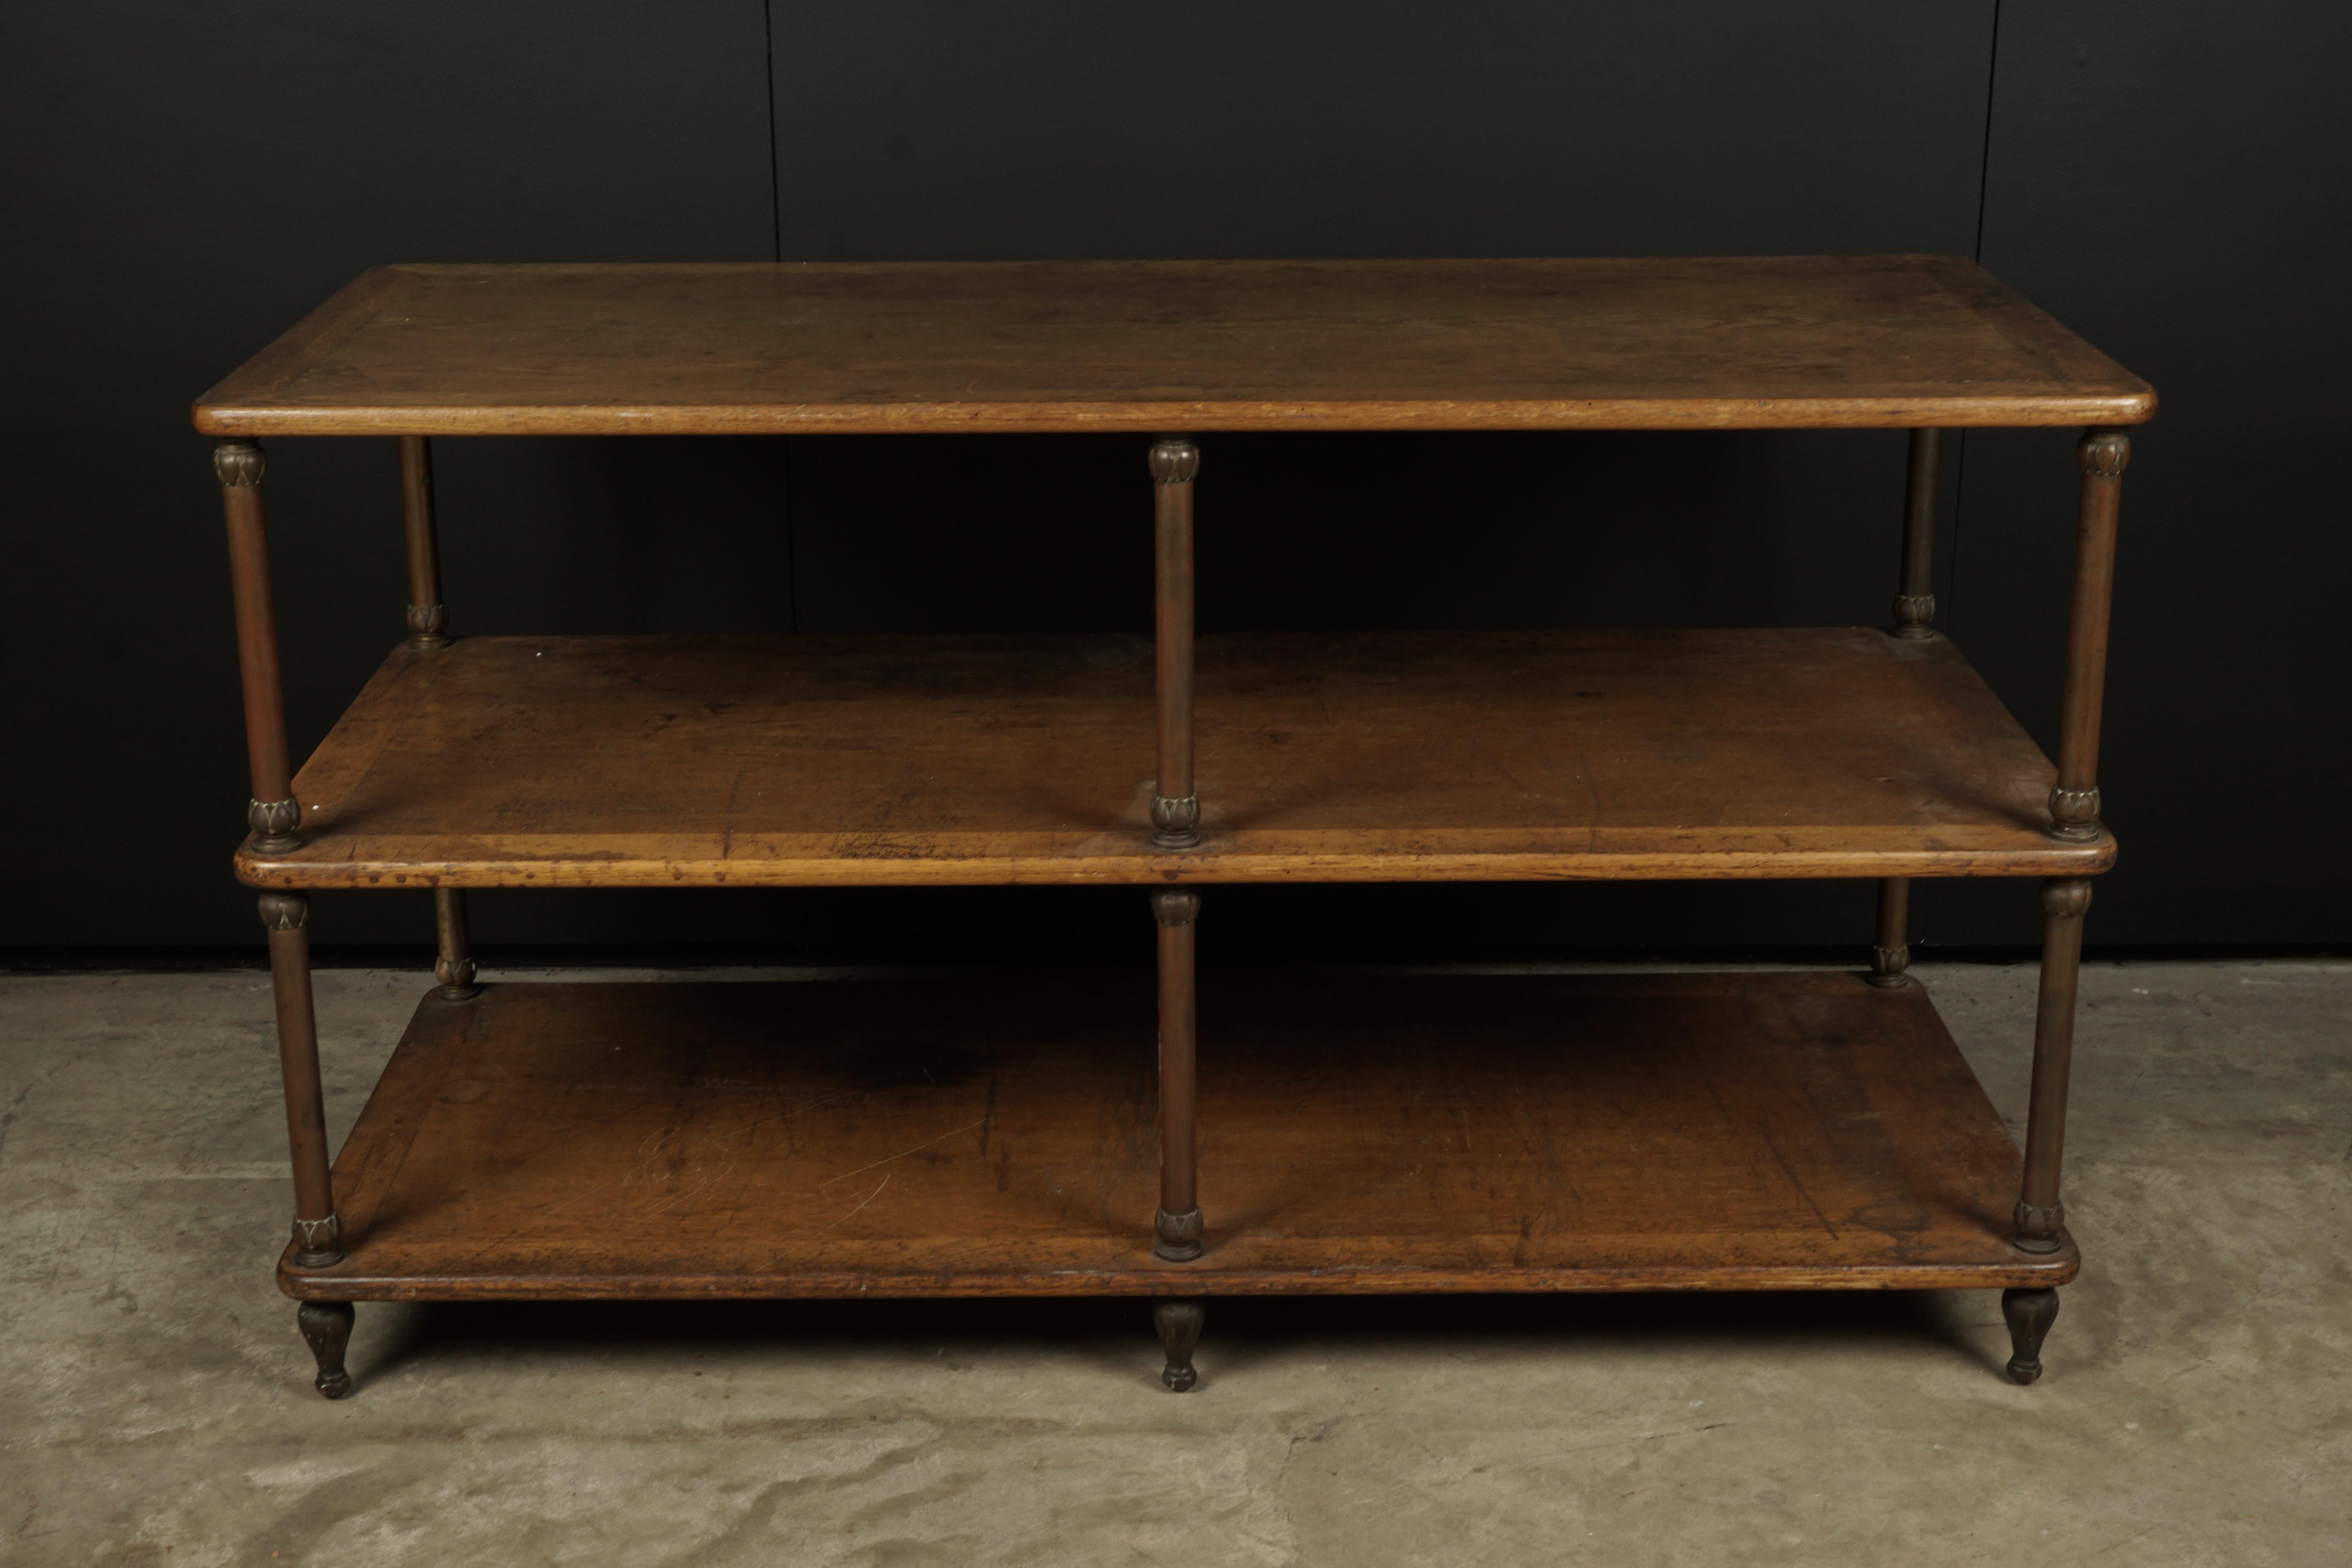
[193,255,2154,438]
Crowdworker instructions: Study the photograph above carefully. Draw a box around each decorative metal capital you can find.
[1891,593,1936,639]
[404,603,450,650]
[436,953,481,1001]
[257,891,309,931]
[289,1210,345,1269]
[2078,429,2131,478]
[2047,785,2102,842]
[248,796,302,854]
[2041,878,2094,920]
[1150,794,1201,851]
[213,440,266,488]
[1153,1205,1205,1262]
[1150,888,1201,927]
[2011,1199,2066,1253]
[1866,944,1912,988]
[1147,436,1200,485]
[1150,793,1201,848]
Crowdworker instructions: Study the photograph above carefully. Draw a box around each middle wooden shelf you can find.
[239,627,2111,889]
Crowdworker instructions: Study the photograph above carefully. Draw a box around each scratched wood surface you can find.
[238,629,2112,889]
[192,256,2153,436]
[283,971,2075,1300]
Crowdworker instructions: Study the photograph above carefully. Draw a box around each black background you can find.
[3,2,2343,962]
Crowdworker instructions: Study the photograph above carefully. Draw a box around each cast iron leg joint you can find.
[247,795,302,855]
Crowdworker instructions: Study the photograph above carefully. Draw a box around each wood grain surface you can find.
[281,971,2075,1300]
[238,630,2114,888]
[193,257,2153,436]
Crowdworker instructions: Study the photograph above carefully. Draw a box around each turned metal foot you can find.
[1153,1298,1205,1392]
[298,1301,356,1399]
[2001,1287,2060,1385]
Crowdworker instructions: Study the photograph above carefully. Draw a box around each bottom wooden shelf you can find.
[284,971,2076,1301]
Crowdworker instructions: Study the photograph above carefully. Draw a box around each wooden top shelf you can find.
[238,628,2112,889]
[193,256,2152,437]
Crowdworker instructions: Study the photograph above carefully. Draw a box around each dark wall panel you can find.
[0,4,777,946]
[775,2,1994,261]
[772,1,2000,955]
[1946,0,2352,945]
[6,3,2337,957]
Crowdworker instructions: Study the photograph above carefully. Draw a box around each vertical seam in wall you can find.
[1971,0,2003,266]
[782,435,801,634]
[763,1,797,631]
[763,0,782,263]
[1948,0,2005,648]
[1921,0,2005,952]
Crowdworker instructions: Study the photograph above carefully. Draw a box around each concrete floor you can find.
[3,960,2347,1566]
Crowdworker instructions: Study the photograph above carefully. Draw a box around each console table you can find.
[194,257,2151,1397]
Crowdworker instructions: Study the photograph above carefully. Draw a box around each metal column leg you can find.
[399,435,452,650]
[2001,427,2128,1379]
[397,436,476,1000]
[2049,430,2128,842]
[434,888,481,1001]
[1149,436,1201,849]
[1151,889,1203,1261]
[2014,877,2091,1254]
[216,441,301,854]
[261,893,342,1269]
[1868,877,1913,988]
[1873,428,1942,984]
[1891,428,1942,639]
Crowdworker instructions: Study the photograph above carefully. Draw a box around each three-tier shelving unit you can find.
[195,257,2150,1397]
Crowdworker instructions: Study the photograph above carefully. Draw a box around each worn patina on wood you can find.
[194,256,2154,437]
